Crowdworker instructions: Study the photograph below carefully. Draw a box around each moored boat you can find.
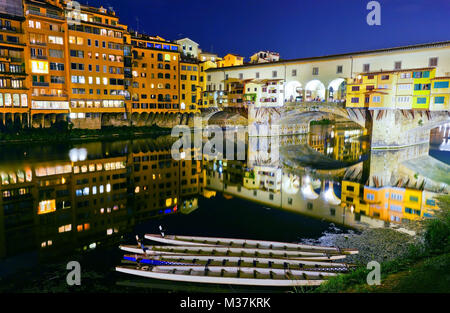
[122,253,353,272]
[144,234,358,255]
[119,244,348,260]
[115,265,335,287]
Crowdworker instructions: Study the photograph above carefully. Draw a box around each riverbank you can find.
[0,124,171,145]
[312,196,450,293]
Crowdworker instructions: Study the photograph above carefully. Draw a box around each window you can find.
[366,193,375,201]
[239,73,243,79]
[363,64,370,72]
[272,71,277,78]
[372,96,381,103]
[429,57,438,67]
[400,72,411,79]
[397,84,411,91]
[292,69,297,76]
[255,72,260,78]
[394,61,402,70]
[434,96,445,104]
[434,81,449,89]
[312,67,319,75]
[417,97,427,104]
[336,65,343,74]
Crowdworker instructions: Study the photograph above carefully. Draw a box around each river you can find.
[0,120,448,292]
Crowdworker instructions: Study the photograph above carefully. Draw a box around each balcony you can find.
[31,55,48,60]
[26,10,65,21]
[32,81,50,87]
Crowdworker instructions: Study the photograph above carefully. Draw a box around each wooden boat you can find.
[119,244,348,261]
[144,234,358,255]
[115,265,336,286]
[122,254,353,272]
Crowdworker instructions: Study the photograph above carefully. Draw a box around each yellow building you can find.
[180,58,200,113]
[346,67,436,110]
[340,181,369,215]
[217,53,244,68]
[430,76,450,110]
[0,9,29,128]
[199,60,217,108]
[362,185,439,223]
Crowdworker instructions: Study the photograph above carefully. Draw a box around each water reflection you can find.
[0,121,448,275]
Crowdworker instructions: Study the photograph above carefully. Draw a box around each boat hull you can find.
[116,266,330,287]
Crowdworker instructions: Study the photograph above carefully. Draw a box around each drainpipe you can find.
[350,56,354,79]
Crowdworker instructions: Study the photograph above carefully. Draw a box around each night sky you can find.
[79,0,450,61]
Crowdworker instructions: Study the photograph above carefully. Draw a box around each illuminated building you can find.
[179,57,200,112]
[0,1,28,127]
[24,0,70,127]
[250,51,280,64]
[176,37,199,59]
[64,2,127,129]
[217,53,244,68]
[125,32,180,120]
[346,67,437,109]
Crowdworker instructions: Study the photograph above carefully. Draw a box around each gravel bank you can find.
[302,225,423,265]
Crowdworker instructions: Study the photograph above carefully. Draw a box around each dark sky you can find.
[80,0,450,61]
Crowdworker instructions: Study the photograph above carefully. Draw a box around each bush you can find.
[424,197,450,254]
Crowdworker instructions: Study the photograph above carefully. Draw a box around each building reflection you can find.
[0,137,201,262]
[0,122,447,264]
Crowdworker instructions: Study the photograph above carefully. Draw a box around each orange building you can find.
[0,7,28,128]
[64,2,127,128]
[125,33,180,124]
[24,0,70,128]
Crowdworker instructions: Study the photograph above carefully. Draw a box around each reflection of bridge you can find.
[246,103,450,149]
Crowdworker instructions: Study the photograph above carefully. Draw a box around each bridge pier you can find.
[370,110,450,149]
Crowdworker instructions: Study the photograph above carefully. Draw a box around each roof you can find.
[176,37,199,45]
[225,53,243,58]
[207,40,450,72]
[431,77,450,80]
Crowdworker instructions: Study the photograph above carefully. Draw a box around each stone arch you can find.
[327,78,346,102]
[285,81,303,103]
[305,80,326,102]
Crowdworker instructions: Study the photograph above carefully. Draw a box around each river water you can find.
[0,121,448,292]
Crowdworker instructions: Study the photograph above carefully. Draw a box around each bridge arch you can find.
[305,80,326,102]
[285,81,302,102]
[327,78,346,102]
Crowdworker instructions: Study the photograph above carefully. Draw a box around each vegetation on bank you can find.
[310,119,332,126]
[0,121,170,144]
[314,196,450,293]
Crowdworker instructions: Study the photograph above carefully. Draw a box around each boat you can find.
[115,265,336,287]
[119,244,348,260]
[122,254,353,272]
[144,234,358,255]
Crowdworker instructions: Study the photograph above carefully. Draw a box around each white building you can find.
[250,51,280,64]
[176,37,199,59]
[206,41,450,105]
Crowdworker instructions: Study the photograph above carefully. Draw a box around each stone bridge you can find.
[246,102,450,149]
